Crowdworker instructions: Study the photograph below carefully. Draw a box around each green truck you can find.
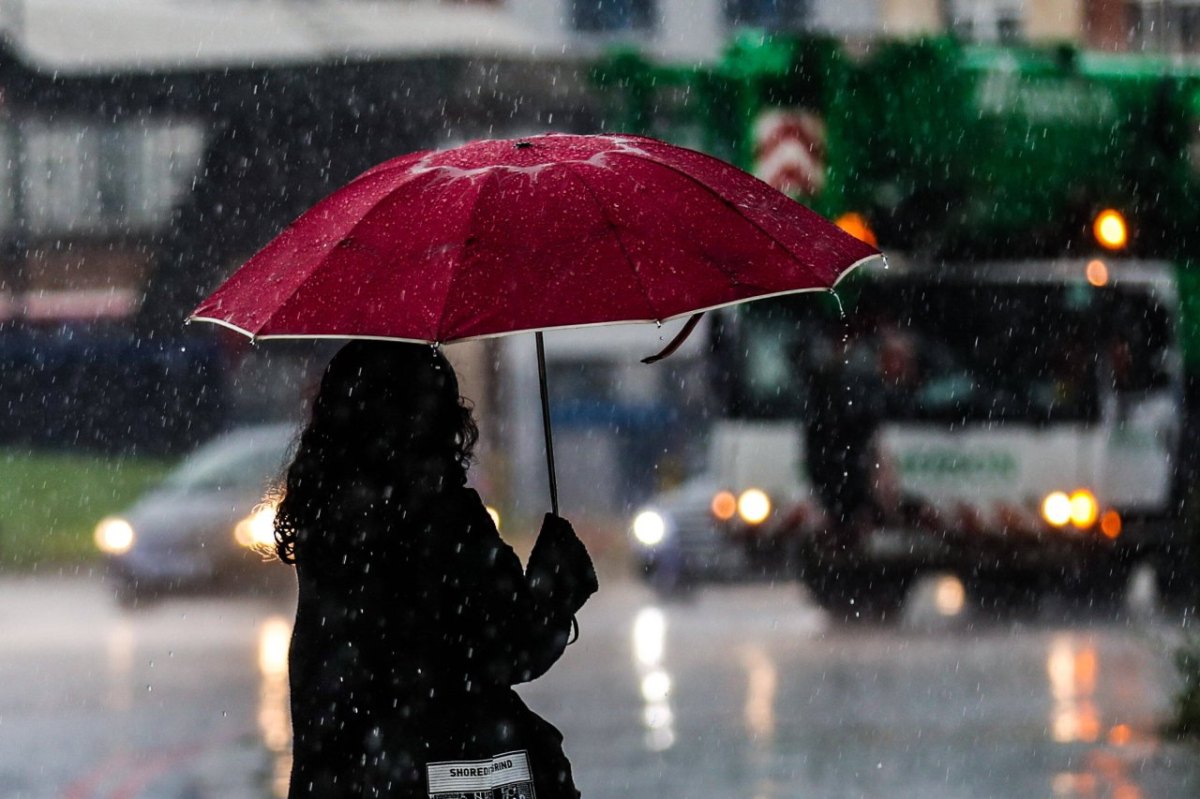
[603,34,1200,617]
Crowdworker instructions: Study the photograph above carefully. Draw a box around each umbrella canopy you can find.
[189,133,881,513]
[189,133,878,343]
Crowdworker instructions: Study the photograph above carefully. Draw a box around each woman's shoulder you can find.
[428,487,515,575]
[431,486,495,533]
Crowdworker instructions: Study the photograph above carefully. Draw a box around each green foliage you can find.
[0,449,172,567]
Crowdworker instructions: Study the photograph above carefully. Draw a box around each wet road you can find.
[2,571,1199,799]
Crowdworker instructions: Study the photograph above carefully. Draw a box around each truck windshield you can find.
[718,279,1170,424]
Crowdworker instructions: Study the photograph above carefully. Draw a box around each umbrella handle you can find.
[536,332,560,516]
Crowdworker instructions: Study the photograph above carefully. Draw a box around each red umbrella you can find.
[189,133,880,512]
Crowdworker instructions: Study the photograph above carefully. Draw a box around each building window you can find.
[1128,1,1200,53]
[1180,5,1200,51]
[724,0,809,30]
[127,124,207,228]
[569,0,656,33]
[948,0,1023,42]
[20,120,205,235]
[996,11,1022,44]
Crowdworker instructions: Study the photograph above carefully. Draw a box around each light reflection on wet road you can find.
[532,578,1200,799]
[2,573,1198,798]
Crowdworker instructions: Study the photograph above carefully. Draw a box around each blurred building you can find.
[0,0,593,456]
[505,0,940,59]
[499,0,1200,55]
[488,0,1200,520]
[2,0,1193,513]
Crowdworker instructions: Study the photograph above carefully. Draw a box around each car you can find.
[629,477,790,595]
[95,422,299,606]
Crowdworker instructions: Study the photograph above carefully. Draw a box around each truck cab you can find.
[604,31,1200,615]
[631,257,1186,617]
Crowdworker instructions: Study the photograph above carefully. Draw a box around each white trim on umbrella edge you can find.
[185,251,884,345]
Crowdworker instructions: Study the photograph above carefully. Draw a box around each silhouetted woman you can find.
[275,341,597,799]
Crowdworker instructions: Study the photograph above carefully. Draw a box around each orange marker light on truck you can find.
[1093,209,1128,251]
[1100,510,1122,539]
[834,212,878,247]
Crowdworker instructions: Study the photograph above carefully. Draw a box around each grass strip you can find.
[0,448,173,568]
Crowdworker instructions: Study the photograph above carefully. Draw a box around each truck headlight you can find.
[1068,490,1098,528]
[737,489,771,525]
[632,510,667,547]
[1041,489,1099,530]
[1041,492,1072,527]
[95,516,135,555]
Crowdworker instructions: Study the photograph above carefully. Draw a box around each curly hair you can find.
[274,340,479,565]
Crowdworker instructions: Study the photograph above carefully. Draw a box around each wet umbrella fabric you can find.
[189,133,881,508]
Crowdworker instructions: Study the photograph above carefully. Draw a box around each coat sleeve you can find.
[526,513,599,617]
[440,490,597,688]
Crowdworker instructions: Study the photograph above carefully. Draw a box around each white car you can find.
[95,423,298,606]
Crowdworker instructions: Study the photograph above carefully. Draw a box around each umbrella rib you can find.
[214,168,408,336]
[253,167,463,339]
[562,163,663,321]
[234,167,430,337]
[434,170,498,341]
[613,152,833,290]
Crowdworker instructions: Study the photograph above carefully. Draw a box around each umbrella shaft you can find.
[536,332,560,516]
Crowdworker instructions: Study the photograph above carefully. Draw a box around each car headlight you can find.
[234,501,279,550]
[95,516,135,555]
[737,489,771,525]
[632,510,667,547]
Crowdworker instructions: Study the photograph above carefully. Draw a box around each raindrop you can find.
[828,290,846,318]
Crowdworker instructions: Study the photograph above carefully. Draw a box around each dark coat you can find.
[287,486,598,799]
